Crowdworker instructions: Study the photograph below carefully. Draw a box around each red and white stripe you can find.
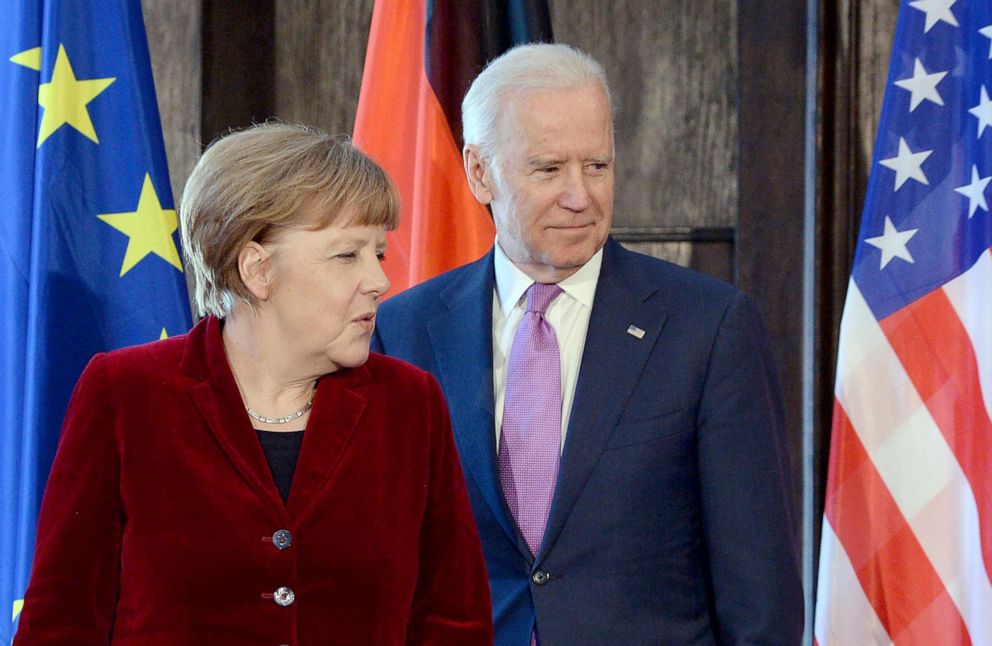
[815,247,992,645]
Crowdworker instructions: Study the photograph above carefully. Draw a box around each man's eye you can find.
[335,252,358,261]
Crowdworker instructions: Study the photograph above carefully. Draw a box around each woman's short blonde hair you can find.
[180,122,399,318]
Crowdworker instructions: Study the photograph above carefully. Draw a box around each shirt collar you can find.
[493,236,604,313]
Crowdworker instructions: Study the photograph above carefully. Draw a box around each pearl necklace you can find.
[245,386,316,425]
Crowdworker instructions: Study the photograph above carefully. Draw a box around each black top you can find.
[255,429,304,503]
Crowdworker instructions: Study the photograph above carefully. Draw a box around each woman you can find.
[15,123,493,645]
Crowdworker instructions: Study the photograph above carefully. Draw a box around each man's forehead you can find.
[504,82,609,112]
[500,87,611,132]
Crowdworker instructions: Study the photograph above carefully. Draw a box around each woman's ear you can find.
[238,241,274,301]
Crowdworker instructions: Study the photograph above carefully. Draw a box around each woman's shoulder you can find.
[356,353,449,433]
[360,352,447,403]
[362,351,434,386]
[87,332,188,380]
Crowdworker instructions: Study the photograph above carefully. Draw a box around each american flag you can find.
[814,0,992,643]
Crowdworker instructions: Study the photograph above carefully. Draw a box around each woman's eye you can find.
[335,252,358,261]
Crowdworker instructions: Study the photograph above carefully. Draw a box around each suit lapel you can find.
[427,253,526,556]
[537,240,668,562]
[183,318,288,521]
[183,318,371,526]
[289,367,369,524]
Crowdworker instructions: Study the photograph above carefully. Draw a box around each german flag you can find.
[353,0,552,294]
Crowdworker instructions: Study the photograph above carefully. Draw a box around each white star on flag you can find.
[879,138,932,190]
[981,24,992,59]
[954,165,992,217]
[894,58,946,111]
[969,85,992,138]
[909,0,959,33]
[864,215,919,269]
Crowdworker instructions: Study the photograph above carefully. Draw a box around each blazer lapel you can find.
[537,240,668,562]
[288,367,369,524]
[183,318,288,521]
[427,253,526,556]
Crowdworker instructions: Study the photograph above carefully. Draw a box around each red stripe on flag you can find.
[353,0,494,295]
[880,287,992,584]
[825,401,970,643]
[408,80,495,281]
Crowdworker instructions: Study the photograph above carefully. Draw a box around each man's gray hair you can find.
[461,43,613,164]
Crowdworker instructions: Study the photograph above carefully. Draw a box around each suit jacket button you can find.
[272,529,293,550]
[273,586,295,607]
[532,570,550,585]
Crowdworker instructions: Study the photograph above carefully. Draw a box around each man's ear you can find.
[463,145,495,205]
[238,241,274,301]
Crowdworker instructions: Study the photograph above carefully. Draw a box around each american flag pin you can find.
[626,325,646,339]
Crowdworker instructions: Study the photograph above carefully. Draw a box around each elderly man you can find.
[372,43,803,645]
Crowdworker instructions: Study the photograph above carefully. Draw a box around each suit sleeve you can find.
[406,374,494,646]
[14,354,123,645]
[696,292,804,644]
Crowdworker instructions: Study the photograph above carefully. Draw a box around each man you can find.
[372,43,803,644]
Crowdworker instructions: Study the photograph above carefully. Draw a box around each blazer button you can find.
[531,570,550,585]
[273,586,295,607]
[272,529,293,550]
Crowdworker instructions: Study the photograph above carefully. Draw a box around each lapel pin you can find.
[626,325,646,339]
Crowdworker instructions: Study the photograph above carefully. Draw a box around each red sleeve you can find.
[406,374,494,645]
[15,354,123,645]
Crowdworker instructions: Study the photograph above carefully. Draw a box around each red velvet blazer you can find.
[15,317,493,645]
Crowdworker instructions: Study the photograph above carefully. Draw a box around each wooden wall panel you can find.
[621,240,733,284]
[736,4,808,609]
[816,0,898,476]
[141,0,201,206]
[274,0,374,135]
[855,0,898,169]
[550,1,738,231]
[201,0,275,145]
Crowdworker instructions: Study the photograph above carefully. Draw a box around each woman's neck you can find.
[222,307,320,431]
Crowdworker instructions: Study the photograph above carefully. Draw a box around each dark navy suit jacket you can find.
[372,238,803,645]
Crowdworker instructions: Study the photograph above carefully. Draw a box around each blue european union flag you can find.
[0,1,191,639]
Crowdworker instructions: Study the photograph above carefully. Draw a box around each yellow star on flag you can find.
[98,174,184,277]
[12,598,24,622]
[36,44,115,146]
[9,47,42,71]
[160,328,169,340]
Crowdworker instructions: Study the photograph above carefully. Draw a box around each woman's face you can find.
[262,217,390,373]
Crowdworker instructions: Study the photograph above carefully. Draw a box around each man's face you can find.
[475,83,615,283]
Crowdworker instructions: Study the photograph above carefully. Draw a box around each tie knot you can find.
[525,283,562,314]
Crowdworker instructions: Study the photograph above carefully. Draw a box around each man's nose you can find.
[558,169,591,212]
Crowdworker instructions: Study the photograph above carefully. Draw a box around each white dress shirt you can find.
[492,239,603,452]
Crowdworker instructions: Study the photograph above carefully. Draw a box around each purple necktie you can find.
[499,282,563,558]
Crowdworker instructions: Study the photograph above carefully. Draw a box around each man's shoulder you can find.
[379,253,491,317]
[607,240,741,307]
